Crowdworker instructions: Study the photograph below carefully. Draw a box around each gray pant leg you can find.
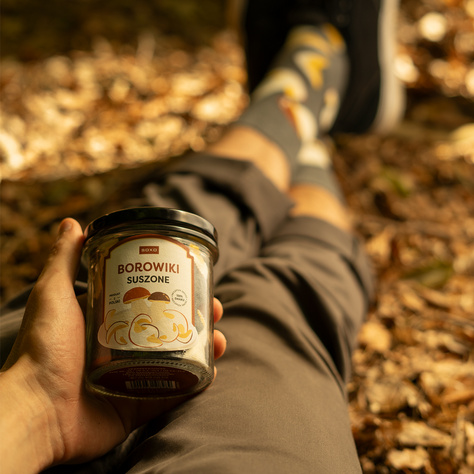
[122,216,371,474]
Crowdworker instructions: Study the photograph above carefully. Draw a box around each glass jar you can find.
[82,207,218,399]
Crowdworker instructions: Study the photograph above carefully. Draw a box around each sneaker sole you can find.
[371,0,406,132]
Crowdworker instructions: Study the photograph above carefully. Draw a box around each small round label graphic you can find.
[172,289,187,306]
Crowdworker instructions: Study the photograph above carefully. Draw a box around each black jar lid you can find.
[84,207,218,262]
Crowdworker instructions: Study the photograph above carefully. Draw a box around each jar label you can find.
[98,236,197,351]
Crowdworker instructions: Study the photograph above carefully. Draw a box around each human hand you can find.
[0,218,226,472]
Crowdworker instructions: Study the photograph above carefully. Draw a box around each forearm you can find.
[0,359,58,474]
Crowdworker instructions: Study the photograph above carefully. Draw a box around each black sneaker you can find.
[242,0,328,92]
[241,0,405,134]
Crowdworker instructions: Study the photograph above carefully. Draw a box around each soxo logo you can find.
[139,246,160,254]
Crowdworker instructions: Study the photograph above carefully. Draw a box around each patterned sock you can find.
[237,23,348,198]
[292,136,344,201]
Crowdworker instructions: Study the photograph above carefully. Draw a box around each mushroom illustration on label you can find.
[105,310,129,345]
[98,307,131,349]
[129,313,162,348]
[98,286,196,350]
[147,292,195,344]
[123,287,151,317]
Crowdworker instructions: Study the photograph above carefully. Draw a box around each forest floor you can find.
[1,0,473,472]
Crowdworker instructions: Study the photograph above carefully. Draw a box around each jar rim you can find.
[84,207,218,257]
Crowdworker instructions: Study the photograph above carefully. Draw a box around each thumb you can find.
[3,219,85,369]
[37,218,85,290]
[26,217,85,326]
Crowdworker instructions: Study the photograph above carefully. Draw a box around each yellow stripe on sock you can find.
[286,25,346,54]
[323,24,346,52]
[294,51,329,89]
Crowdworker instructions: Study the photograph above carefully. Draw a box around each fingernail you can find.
[58,219,72,235]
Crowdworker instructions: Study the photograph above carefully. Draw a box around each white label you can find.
[98,236,196,351]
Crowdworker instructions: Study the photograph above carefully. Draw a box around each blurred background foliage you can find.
[1,0,226,59]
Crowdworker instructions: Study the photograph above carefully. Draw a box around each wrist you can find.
[0,358,60,473]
